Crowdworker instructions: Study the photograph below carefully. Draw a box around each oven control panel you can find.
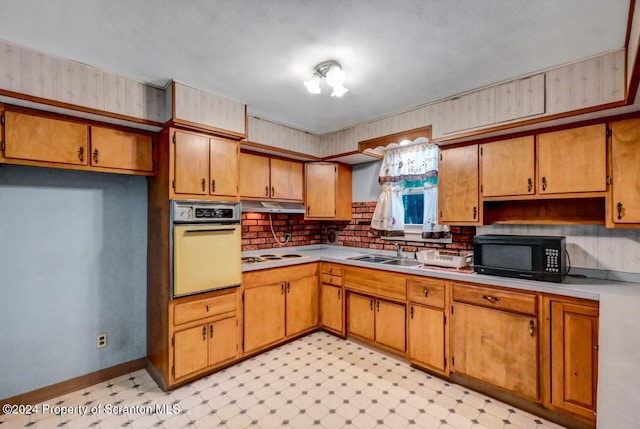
[172,200,241,223]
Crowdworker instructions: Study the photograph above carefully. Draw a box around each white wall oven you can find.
[171,200,241,298]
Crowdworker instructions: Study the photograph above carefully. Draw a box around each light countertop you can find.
[242,244,640,429]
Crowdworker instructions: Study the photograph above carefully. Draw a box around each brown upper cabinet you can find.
[611,118,640,224]
[1,107,154,176]
[537,124,607,195]
[305,162,352,220]
[439,144,480,225]
[171,129,239,199]
[239,152,303,201]
[481,136,535,197]
[90,126,153,173]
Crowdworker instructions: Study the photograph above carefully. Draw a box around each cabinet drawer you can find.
[174,293,237,325]
[452,283,537,316]
[322,263,343,277]
[344,267,406,301]
[321,273,343,286]
[408,278,447,309]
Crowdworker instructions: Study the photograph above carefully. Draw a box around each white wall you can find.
[352,160,382,202]
[0,165,147,399]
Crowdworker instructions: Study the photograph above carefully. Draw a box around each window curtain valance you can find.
[377,139,438,184]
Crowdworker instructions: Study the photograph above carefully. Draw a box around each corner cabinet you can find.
[242,263,319,355]
[305,162,352,220]
[239,152,303,201]
[169,128,239,200]
[438,145,480,225]
[1,106,155,175]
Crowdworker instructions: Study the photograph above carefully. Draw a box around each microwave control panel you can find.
[545,248,561,273]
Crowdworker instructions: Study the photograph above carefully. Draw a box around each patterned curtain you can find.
[370,140,449,238]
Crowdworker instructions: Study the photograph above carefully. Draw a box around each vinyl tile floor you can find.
[0,332,566,429]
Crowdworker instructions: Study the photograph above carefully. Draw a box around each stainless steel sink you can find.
[348,254,421,266]
[381,259,422,267]
[347,255,395,263]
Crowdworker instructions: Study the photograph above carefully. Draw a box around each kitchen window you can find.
[371,141,450,242]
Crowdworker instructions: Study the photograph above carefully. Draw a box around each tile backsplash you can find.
[478,224,640,274]
[242,201,475,253]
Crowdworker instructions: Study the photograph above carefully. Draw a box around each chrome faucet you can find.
[395,243,403,259]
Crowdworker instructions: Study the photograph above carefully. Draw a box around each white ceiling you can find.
[0,0,631,135]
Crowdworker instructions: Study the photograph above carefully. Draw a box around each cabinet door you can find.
[550,301,598,421]
[243,283,285,353]
[481,136,535,197]
[239,153,270,198]
[348,293,375,341]
[439,145,479,223]
[376,300,406,352]
[305,163,336,218]
[208,316,238,366]
[611,119,640,223]
[452,303,538,400]
[4,110,88,165]
[321,284,343,334]
[90,126,153,172]
[173,130,209,195]
[270,158,303,201]
[537,124,606,194]
[209,137,238,197]
[173,325,208,380]
[409,304,446,374]
[285,275,319,336]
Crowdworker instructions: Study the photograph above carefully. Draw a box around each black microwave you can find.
[473,235,567,283]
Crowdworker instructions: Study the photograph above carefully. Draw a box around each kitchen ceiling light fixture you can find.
[304,60,348,97]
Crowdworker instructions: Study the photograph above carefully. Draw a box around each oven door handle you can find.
[184,227,237,233]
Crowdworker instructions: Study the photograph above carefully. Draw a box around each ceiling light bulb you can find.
[330,85,348,97]
[304,74,321,94]
[325,65,346,87]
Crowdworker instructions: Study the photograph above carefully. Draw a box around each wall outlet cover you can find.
[97,333,107,349]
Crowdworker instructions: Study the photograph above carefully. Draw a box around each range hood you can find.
[241,201,306,214]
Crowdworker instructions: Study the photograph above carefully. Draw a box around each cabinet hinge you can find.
[606,127,612,138]
[451,306,454,314]
[480,147,483,156]
[172,133,176,144]
[440,154,442,161]
[452,357,455,366]
[236,343,238,351]
[0,141,4,152]
[0,113,4,125]
[444,357,447,368]
[151,139,155,149]
[480,185,483,193]
[606,176,612,186]
[334,166,337,172]
[152,159,156,170]
[171,337,174,347]
[444,314,447,325]
[171,366,175,376]
[172,179,176,189]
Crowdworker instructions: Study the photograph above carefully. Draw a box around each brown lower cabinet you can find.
[451,282,539,400]
[347,292,406,352]
[243,263,319,354]
[168,290,240,384]
[173,316,237,380]
[164,261,598,428]
[545,298,599,424]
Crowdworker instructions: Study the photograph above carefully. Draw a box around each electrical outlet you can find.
[97,333,107,349]
[284,232,293,241]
